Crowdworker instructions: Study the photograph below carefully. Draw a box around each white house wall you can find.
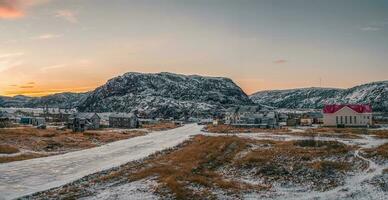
[323,106,372,127]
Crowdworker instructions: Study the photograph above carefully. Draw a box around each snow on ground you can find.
[205,131,388,200]
[81,178,159,200]
[0,124,203,200]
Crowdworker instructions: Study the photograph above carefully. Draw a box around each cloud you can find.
[55,10,78,23]
[0,52,24,72]
[360,20,388,31]
[0,0,50,19]
[31,33,63,40]
[26,81,35,85]
[361,26,381,31]
[0,52,24,58]
[273,59,287,64]
[40,63,67,72]
[19,85,34,89]
[0,0,24,19]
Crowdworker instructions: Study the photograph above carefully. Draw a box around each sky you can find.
[0,0,387,96]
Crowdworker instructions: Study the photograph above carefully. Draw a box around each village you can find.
[0,103,385,133]
[1,103,387,199]
[0,104,387,164]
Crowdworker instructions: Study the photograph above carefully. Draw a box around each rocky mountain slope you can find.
[0,93,86,108]
[250,81,388,112]
[77,72,253,118]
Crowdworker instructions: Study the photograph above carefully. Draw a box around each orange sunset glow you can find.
[1,0,387,97]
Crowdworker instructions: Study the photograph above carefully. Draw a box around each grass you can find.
[97,137,351,197]
[368,130,388,139]
[0,127,147,163]
[205,124,290,134]
[283,128,363,139]
[125,135,269,199]
[364,143,388,159]
[141,122,180,131]
[237,140,350,167]
[0,144,20,154]
[27,136,358,199]
[0,153,46,163]
[96,136,270,199]
[310,161,351,172]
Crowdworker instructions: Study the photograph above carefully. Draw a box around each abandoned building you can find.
[31,117,46,126]
[109,113,139,129]
[68,113,100,132]
[0,117,11,128]
[224,106,279,128]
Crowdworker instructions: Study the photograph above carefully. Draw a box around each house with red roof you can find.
[323,104,372,127]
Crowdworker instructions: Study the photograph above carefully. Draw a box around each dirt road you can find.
[0,124,202,200]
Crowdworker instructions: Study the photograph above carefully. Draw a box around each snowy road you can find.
[0,124,203,200]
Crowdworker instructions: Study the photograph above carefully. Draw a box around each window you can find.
[340,116,343,124]
[349,116,352,124]
[336,116,339,124]
[354,116,357,124]
[345,116,348,124]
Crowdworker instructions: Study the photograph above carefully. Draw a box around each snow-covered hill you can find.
[250,81,388,112]
[0,93,87,108]
[77,72,253,118]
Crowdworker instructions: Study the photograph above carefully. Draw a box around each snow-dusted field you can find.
[204,131,388,200]
[0,124,203,200]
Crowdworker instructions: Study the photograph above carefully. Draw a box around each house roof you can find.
[323,104,372,114]
[109,112,136,118]
[72,112,100,119]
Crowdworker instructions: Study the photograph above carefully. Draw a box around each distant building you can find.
[0,116,11,128]
[20,117,33,124]
[68,113,100,132]
[323,104,372,127]
[224,106,279,128]
[300,117,313,126]
[286,118,299,127]
[31,117,46,126]
[109,113,139,129]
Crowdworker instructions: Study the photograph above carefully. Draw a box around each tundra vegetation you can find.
[0,127,147,163]
[27,135,366,199]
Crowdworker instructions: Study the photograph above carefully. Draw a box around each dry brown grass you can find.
[205,124,290,134]
[0,127,146,163]
[369,130,388,139]
[309,161,351,172]
[282,128,363,139]
[0,144,19,154]
[29,135,359,199]
[98,135,270,199]
[0,153,46,163]
[97,136,351,198]
[364,143,388,159]
[141,122,180,131]
[237,140,350,168]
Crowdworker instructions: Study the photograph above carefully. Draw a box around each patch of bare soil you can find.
[25,136,363,199]
[0,127,146,163]
[205,124,290,134]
